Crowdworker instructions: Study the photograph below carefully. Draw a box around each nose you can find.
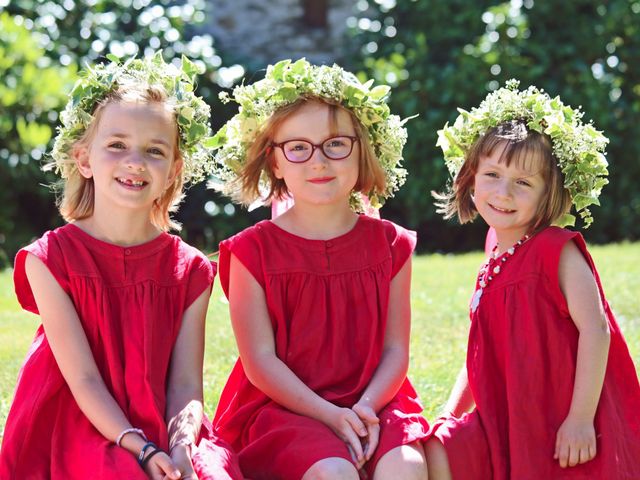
[124,150,146,171]
[308,145,329,167]
[495,179,513,198]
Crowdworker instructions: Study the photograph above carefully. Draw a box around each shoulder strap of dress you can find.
[14,228,70,315]
[217,225,266,299]
[379,219,417,278]
[541,227,607,308]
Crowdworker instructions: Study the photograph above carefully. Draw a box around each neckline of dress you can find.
[64,223,172,258]
[262,215,367,249]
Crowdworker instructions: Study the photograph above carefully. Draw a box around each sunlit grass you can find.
[1,242,638,432]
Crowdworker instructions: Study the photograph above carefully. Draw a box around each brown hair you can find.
[435,120,572,232]
[228,96,387,206]
[59,82,185,231]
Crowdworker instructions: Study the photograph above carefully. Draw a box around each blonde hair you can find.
[228,96,387,206]
[58,82,185,231]
[435,120,572,232]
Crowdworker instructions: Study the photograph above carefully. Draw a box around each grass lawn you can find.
[1,241,639,433]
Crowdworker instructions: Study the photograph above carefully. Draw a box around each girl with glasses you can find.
[209,59,430,480]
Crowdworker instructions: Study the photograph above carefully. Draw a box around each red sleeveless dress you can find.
[431,227,640,479]
[213,216,429,479]
[0,224,242,480]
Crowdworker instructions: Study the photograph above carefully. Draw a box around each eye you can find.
[108,141,126,150]
[484,171,498,178]
[285,141,311,152]
[147,147,166,156]
[516,179,532,187]
[326,138,347,148]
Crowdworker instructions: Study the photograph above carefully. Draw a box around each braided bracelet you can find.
[115,427,147,447]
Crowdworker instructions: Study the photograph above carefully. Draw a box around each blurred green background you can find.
[1,0,639,265]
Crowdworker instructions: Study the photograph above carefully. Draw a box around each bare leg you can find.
[373,442,428,480]
[302,457,360,480]
[424,437,452,480]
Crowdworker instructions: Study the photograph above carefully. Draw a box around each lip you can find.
[308,176,335,184]
[489,203,515,213]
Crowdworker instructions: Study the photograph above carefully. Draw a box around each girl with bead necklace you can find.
[209,59,430,479]
[425,82,640,479]
[0,53,242,480]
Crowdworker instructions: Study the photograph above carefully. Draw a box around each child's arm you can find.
[554,240,610,468]
[352,257,412,459]
[442,365,475,417]
[165,286,211,478]
[25,254,181,480]
[228,254,369,465]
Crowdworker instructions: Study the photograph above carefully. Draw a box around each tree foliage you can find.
[347,0,640,250]
[2,0,639,266]
[0,1,239,266]
[0,11,76,268]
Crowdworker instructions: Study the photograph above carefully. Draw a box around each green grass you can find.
[1,242,639,432]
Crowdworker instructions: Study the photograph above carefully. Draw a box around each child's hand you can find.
[168,444,199,480]
[352,402,381,462]
[554,416,597,468]
[326,406,369,468]
[142,449,182,480]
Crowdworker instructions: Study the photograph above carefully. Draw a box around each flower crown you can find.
[437,79,609,227]
[48,51,214,184]
[207,58,410,209]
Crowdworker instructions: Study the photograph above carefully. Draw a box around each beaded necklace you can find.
[470,233,531,313]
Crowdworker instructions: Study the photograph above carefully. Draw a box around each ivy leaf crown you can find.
[437,79,609,228]
[49,50,214,184]
[207,58,411,210]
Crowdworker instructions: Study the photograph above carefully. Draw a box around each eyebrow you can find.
[106,133,171,148]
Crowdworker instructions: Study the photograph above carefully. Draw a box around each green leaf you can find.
[369,85,391,100]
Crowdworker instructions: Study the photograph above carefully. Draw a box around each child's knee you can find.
[425,436,445,462]
[374,443,428,480]
[424,437,452,480]
[302,457,359,480]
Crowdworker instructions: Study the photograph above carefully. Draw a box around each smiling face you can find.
[271,101,360,209]
[74,100,181,218]
[473,141,547,245]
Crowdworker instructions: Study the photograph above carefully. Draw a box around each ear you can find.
[271,152,284,180]
[167,156,184,187]
[73,144,93,179]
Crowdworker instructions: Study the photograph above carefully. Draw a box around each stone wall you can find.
[205,0,358,69]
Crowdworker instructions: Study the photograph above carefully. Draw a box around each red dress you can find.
[0,224,243,480]
[432,227,640,479]
[213,216,429,479]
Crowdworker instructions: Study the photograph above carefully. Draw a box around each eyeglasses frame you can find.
[269,135,359,163]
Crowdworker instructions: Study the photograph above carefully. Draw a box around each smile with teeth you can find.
[490,203,515,213]
[116,177,147,187]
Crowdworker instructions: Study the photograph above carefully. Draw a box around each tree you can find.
[348,0,640,250]
[0,12,75,267]
[0,1,240,264]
